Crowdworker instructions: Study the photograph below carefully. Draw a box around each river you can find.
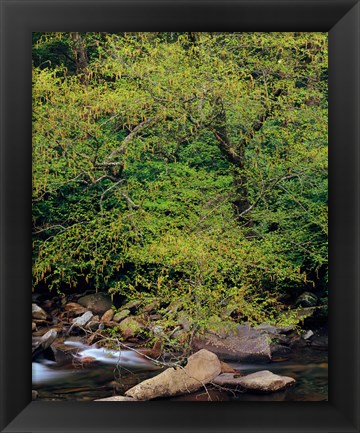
[32,339,328,401]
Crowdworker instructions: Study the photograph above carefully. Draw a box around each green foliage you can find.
[32,32,328,328]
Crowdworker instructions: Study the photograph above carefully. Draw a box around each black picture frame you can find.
[1,0,359,432]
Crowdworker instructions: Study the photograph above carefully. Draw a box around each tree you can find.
[32,32,328,326]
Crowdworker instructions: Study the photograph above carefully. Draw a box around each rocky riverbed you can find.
[32,290,328,401]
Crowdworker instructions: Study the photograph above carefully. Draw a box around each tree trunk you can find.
[70,32,89,84]
[211,91,282,223]
[210,97,250,221]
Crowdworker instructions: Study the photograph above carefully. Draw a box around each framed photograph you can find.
[1,0,359,432]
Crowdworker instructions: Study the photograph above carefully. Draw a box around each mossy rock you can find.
[295,292,318,308]
[142,299,160,314]
[113,309,131,323]
[205,315,237,337]
[121,300,142,312]
[118,317,145,340]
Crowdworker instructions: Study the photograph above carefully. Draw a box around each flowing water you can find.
[32,340,328,401]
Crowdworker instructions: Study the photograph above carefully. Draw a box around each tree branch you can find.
[104,117,156,163]
[99,179,126,215]
[238,173,299,218]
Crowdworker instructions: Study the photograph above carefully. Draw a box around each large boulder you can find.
[255,323,296,356]
[125,349,222,400]
[78,293,112,315]
[192,324,272,362]
[192,323,300,362]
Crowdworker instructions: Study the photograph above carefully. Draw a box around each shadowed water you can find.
[32,341,327,401]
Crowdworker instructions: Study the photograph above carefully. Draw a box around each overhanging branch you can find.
[104,117,156,163]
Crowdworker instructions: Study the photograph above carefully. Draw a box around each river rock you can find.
[64,302,88,316]
[68,311,93,334]
[270,344,292,357]
[212,370,295,392]
[72,310,93,326]
[295,292,318,308]
[232,370,295,393]
[192,324,272,362]
[309,326,328,348]
[32,303,48,320]
[102,321,118,329]
[32,322,36,331]
[86,320,100,331]
[39,329,57,348]
[125,349,222,400]
[255,323,295,335]
[101,309,114,322]
[95,396,138,401]
[118,317,145,339]
[212,373,243,387]
[78,293,112,315]
[51,340,82,363]
[303,329,314,340]
[32,329,58,360]
[32,390,38,400]
[121,299,142,312]
[113,309,131,322]
[142,299,160,314]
